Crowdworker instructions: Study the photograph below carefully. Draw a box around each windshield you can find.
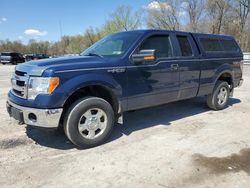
[81,32,142,57]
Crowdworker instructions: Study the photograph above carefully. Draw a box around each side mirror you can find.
[132,49,156,64]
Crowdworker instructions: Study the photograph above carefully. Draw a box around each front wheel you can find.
[63,97,115,148]
[207,81,230,110]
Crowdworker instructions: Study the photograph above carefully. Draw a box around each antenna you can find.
[59,20,65,54]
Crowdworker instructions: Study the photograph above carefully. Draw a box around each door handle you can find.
[171,64,179,70]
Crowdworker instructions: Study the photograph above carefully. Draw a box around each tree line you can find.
[0,0,250,55]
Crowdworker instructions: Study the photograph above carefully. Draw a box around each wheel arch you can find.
[56,72,123,112]
[214,70,234,88]
[62,83,121,115]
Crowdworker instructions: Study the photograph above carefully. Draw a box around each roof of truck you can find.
[119,29,234,39]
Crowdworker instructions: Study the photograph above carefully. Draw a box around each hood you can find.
[16,56,111,76]
[24,56,103,67]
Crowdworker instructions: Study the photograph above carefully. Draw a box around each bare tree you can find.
[230,0,250,48]
[206,0,231,34]
[146,0,181,30]
[110,6,141,31]
[234,0,250,34]
[238,0,250,8]
[84,27,99,46]
[183,0,204,32]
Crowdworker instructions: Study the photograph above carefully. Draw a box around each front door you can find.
[126,34,180,110]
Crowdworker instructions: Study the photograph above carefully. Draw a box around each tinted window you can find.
[220,39,239,52]
[177,36,193,56]
[140,35,173,58]
[200,38,223,52]
[17,53,23,58]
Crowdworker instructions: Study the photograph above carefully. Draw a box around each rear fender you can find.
[213,64,233,86]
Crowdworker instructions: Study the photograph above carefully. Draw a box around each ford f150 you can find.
[6,30,244,148]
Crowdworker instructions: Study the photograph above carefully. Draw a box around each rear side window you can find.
[200,37,239,53]
[177,36,193,56]
[200,38,222,52]
[220,39,239,52]
[140,35,173,58]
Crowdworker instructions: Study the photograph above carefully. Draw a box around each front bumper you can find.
[6,100,63,128]
[1,60,11,64]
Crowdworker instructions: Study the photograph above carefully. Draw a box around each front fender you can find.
[56,72,123,104]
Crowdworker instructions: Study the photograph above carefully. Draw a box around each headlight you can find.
[28,77,60,100]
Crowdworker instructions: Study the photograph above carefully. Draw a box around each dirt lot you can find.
[0,65,250,188]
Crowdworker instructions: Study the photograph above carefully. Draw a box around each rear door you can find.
[173,33,201,99]
[126,32,180,110]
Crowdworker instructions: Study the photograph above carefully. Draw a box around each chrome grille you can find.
[11,70,28,99]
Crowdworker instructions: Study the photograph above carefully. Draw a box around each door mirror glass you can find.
[132,49,156,64]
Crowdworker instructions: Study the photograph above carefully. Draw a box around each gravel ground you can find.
[0,65,250,188]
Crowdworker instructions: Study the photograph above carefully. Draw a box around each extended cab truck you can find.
[6,30,244,148]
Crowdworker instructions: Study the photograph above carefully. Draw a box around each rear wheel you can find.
[207,81,230,110]
[63,97,115,148]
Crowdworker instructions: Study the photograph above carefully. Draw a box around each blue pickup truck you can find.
[6,30,244,148]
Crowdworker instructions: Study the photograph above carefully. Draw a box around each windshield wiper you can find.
[85,53,103,58]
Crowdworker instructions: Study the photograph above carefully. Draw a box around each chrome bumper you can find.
[1,60,10,63]
[6,100,63,128]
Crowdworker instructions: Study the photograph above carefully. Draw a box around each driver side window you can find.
[140,35,173,59]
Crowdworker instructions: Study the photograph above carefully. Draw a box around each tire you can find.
[207,81,230,110]
[12,61,17,65]
[63,97,115,148]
